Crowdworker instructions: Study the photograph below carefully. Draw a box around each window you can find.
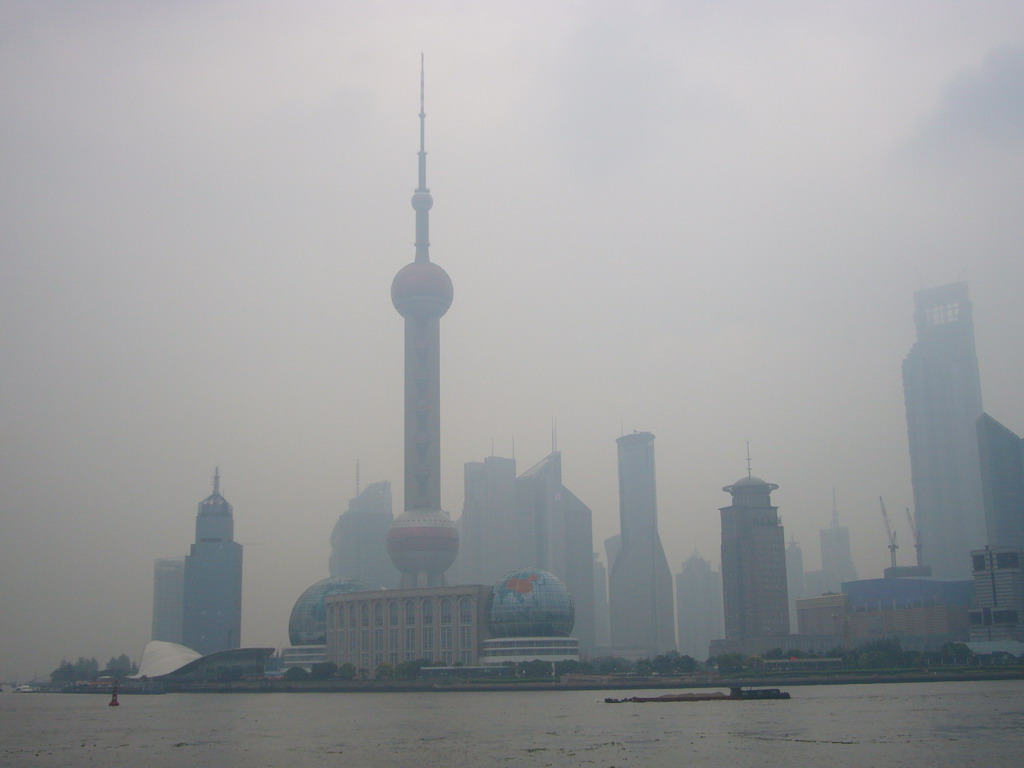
[973,555,988,572]
[390,628,399,650]
[405,627,416,651]
[422,600,434,625]
[440,626,452,650]
[374,628,384,651]
[993,610,1019,624]
[374,602,384,627]
[459,625,473,650]
[335,604,344,629]
[459,598,473,625]
[996,552,1020,570]
[405,600,416,625]
[441,598,453,625]
[423,626,434,650]
[361,603,369,627]
[389,601,399,626]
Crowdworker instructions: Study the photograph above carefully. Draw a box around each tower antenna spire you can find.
[355,459,361,497]
[412,53,432,263]
[832,487,839,528]
[745,442,752,478]
[213,466,220,494]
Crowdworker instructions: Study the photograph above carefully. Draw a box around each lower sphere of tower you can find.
[386,509,458,576]
[391,261,453,318]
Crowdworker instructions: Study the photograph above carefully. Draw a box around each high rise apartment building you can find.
[720,473,789,642]
[902,282,985,578]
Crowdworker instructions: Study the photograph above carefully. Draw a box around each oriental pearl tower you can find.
[386,57,459,587]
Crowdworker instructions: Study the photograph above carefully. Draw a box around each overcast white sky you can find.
[2,1,1023,680]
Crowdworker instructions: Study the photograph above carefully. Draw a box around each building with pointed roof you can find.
[182,469,243,656]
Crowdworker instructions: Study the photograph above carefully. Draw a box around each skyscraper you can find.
[902,282,985,578]
[720,473,789,642]
[676,552,723,660]
[608,432,676,657]
[386,59,459,588]
[977,414,1024,549]
[151,558,184,644]
[458,455,518,585]
[516,451,596,653]
[329,480,397,588]
[182,469,243,655]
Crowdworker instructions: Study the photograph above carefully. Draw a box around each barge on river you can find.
[605,687,790,703]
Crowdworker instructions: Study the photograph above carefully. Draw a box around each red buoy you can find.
[108,680,120,707]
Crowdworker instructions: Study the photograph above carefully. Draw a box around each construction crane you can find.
[880,497,898,569]
[905,507,923,567]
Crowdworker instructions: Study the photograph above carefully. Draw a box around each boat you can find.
[13,685,38,693]
[605,687,790,703]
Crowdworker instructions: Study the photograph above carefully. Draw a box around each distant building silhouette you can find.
[182,469,242,655]
[515,451,596,654]
[593,553,610,649]
[720,473,789,642]
[151,558,184,643]
[785,538,806,630]
[903,282,985,578]
[458,455,518,585]
[608,432,675,657]
[819,492,858,589]
[329,480,397,588]
[676,552,723,660]
[976,414,1024,550]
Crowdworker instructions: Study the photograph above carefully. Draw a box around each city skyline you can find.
[3,3,1024,680]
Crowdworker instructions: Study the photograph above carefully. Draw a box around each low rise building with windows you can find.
[969,547,1024,643]
[325,584,492,674]
[323,568,580,677]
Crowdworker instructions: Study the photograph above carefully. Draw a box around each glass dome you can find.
[288,577,371,646]
[489,568,574,638]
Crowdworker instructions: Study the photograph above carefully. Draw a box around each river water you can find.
[2,680,1022,767]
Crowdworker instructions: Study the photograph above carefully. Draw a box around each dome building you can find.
[481,568,580,665]
[282,577,372,671]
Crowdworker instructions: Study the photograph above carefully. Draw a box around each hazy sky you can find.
[3,1,1023,680]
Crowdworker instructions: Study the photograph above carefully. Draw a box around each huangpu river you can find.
[2,680,1022,767]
